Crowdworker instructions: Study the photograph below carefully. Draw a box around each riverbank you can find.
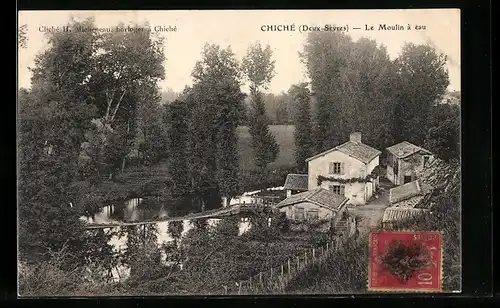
[19,216,332,296]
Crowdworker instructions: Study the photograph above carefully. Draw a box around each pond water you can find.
[81,187,284,282]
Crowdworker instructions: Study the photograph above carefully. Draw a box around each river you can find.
[80,187,284,282]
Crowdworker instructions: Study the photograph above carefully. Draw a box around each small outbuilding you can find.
[275,187,349,232]
[283,173,308,197]
[382,207,429,229]
[386,141,434,186]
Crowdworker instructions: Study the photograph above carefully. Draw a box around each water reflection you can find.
[80,198,172,224]
[83,188,283,283]
[102,218,252,282]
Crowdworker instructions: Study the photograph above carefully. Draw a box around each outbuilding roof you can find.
[305,141,381,164]
[275,188,348,212]
[382,207,428,224]
[283,174,308,191]
[386,141,432,159]
[389,179,433,205]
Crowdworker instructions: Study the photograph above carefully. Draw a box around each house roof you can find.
[275,188,348,212]
[386,141,432,159]
[389,180,423,204]
[382,207,428,224]
[283,174,308,191]
[305,141,381,164]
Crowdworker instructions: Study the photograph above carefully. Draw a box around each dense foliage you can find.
[289,83,313,172]
[300,32,451,155]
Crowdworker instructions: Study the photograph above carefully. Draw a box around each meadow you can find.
[236,125,296,171]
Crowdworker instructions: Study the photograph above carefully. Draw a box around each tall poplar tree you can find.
[164,99,191,197]
[241,42,279,181]
[289,83,313,172]
[300,31,351,152]
[189,44,245,208]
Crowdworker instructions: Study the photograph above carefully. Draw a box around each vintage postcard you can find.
[17,9,461,296]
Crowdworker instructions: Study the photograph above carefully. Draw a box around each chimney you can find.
[349,132,362,143]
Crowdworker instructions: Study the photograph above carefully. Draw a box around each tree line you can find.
[18,18,282,264]
[290,31,459,171]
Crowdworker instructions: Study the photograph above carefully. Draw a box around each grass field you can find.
[237,125,296,171]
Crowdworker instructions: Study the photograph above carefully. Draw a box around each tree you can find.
[274,92,292,125]
[336,38,396,149]
[300,31,351,152]
[123,225,167,284]
[164,100,191,197]
[242,42,279,180]
[189,44,246,208]
[289,83,313,171]
[136,83,168,167]
[18,18,100,264]
[425,105,460,161]
[85,22,165,178]
[392,43,449,144]
[180,219,214,292]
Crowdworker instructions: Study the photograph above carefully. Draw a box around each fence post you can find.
[270,267,273,280]
[313,248,315,261]
[321,246,324,256]
[281,264,284,276]
[288,259,291,274]
[305,251,307,265]
[326,242,329,252]
[260,271,263,288]
[296,256,300,270]
[238,281,242,295]
[249,276,252,289]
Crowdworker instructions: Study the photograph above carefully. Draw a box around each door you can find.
[404,175,412,184]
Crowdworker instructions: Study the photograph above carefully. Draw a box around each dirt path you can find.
[347,186,390,235]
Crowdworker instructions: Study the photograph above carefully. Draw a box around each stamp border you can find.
[367,230,444,293]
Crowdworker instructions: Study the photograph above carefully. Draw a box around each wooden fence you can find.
[219,237,346,295]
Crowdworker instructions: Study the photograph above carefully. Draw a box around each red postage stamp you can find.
[368,231,443,292]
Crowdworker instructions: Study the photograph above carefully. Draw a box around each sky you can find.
[18,9,460,95]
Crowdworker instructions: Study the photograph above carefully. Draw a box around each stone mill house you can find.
[305,132,381,206]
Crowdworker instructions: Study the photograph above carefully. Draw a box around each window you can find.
[329,162,343,174]
[423,155,430,168]
[294,207,305,220]
[307,209,319,221]
[330,185,345,196]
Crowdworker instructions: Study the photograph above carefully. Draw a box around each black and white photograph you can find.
[17,9,461,296]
